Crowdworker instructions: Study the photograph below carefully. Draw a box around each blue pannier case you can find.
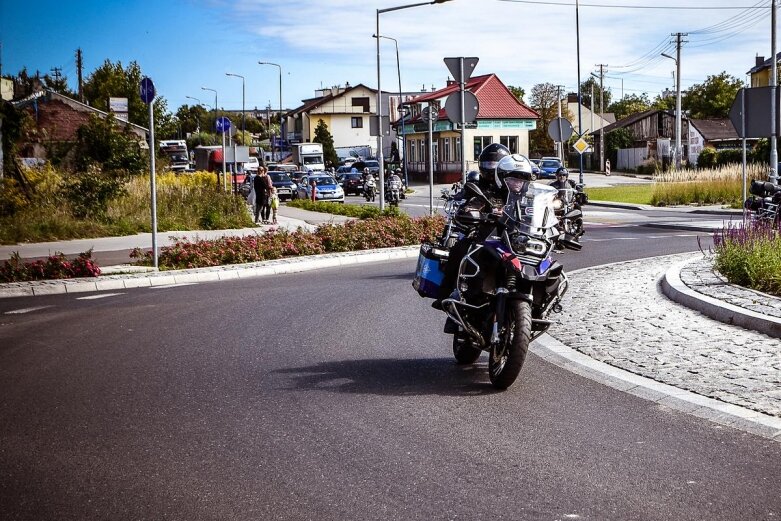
[412,243,448,298]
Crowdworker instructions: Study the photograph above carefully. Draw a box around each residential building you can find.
[688,119,759,166]
[565,92,615,136]
[593,109,689,171]
[282,83,427,161]
[749,53,781,87]
[401,74,540,183]
[12,90,148,160]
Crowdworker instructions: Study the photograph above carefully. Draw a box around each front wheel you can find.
[488,300,532,390]
[452,333,481,364]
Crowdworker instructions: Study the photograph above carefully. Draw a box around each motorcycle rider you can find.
[363,169,377,200]
[550,167,577,190]
[433,145,531,311]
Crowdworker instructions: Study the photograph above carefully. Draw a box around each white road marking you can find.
[150,283,198,289]
[5,306,53,315]
[76,293,125,300]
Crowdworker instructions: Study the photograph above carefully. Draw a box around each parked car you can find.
[340,172,364,196]
[268,171,298,201]
[290,171,308,186]
[297,174,345,203]
[538,158,563,178]
[335,165,355,182]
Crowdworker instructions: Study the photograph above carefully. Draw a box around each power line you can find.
[496,0,767,9]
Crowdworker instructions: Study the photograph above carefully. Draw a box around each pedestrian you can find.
[253,166,272,224]
[270,186,280,225]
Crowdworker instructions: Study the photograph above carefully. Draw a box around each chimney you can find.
[446,77,456,87]
[757,55,766,68]
[345,81,350,88]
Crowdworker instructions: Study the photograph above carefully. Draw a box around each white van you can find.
[245,156,260,172]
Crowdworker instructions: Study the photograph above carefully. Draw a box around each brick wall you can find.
[23,98,92,143]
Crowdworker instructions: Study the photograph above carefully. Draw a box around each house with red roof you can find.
[400,74,540,183]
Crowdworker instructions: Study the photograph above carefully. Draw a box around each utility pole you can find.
[770,0,778,184]
[556,85,565,164]
[50,67,62,87]
[76,48,84,103]
[590,82,594,169]
[674,32,685,170]
[595,64,607,172]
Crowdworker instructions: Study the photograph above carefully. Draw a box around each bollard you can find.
[605,159,611,176]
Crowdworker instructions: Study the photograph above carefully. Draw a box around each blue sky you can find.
[1,0,773,116]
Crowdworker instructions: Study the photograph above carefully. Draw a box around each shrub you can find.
[0,250,101,282]
[65,164,128,218]
[697,147,717,169]
[713,221,781,296]
[132,215,445,270]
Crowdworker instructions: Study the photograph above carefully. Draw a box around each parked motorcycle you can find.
[552,183,587,243]
[413,177,579,389]
[744,179,781,224]
[386,178,403,206]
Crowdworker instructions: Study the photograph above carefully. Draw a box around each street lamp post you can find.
[201,86,218,129]
[374,33,407,187]
[662,50,682,170]
[259,62,282,162]
[376,0,452,211]
[225,73,245,140]
[185,95,202,134]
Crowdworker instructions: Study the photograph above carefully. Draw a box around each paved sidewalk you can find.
[548,253,781,424]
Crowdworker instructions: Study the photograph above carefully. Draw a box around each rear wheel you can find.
[453,333,481,365]
[488,300,531,389]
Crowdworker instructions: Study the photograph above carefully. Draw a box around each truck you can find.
[159,140,189,172]
[291,143,325,172]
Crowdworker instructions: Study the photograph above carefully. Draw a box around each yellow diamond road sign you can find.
[573,137,589,155]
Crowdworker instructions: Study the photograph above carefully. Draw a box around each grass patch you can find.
[286,199,402,219]
[0,171,252,244]
[584,184,655,205]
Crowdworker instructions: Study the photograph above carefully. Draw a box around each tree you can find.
[580,77,612,111]
[313,119,339,168]
[528,83,573,154]
[507,85,525,103]
[83,59,172,139]
[174,104,209,135]
[651,93,675,112]
[607,93,651,120]
[74,113,146,176]
[682,72,743,119]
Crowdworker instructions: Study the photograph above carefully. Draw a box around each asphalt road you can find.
[1,221,779,520]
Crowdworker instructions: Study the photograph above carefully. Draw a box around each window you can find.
[442,138,451,162]
[351,117,363,128]
[500,136,519,154]
[408,140,415,163]
[352,97,370,112]
[473,136,493,160]
[419,140,425,163]
[455,137,461,162]
[432,140,439,163]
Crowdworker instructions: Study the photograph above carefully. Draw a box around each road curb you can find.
[661,258,781,339]
[0,246,421,299]
[532,334,781,441]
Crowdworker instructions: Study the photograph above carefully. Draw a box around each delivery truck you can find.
[291,143,325,171]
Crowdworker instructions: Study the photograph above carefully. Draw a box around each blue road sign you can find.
[216,116,232,134]
[140,77,155,104]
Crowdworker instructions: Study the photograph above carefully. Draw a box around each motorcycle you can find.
[386,178,403,206]
[552,183,587,243]
[744,179,781,224]
[364,180,377,202]
[413,178,580,389]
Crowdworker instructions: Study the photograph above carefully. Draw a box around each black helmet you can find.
[478,143,511,177]
[556,167,569,178]
[495,154,534,189]
[466,170,480,184]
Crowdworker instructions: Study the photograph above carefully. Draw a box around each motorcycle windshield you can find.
[505,182,558,233]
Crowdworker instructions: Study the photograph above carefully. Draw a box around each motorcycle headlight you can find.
[524,238,547,256]
[553,198,564,211]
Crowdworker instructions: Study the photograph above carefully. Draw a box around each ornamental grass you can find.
[651,164,764,207]
[713,220,781,297]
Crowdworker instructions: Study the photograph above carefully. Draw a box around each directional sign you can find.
[729,87,780,138]
[573,137,590,155]
[548,117,574,142]
[421,106,439,123]
[216,116,232,134]
[444,57,479,84]
[139,77,155,104]
[444,91,479,125]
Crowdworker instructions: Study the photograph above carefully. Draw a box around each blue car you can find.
[297,174,345,203]
[538,159,563,179]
